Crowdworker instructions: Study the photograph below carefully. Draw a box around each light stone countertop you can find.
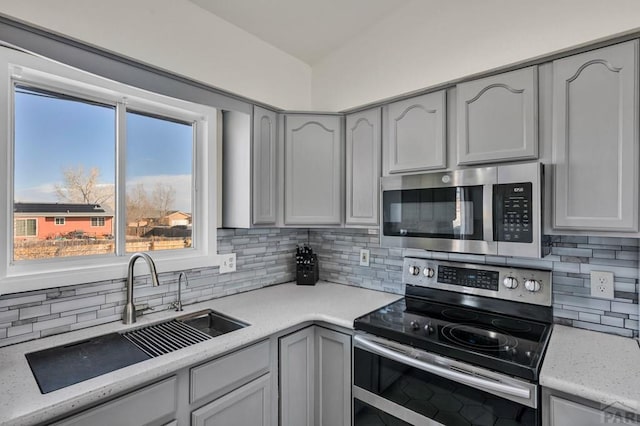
[540,324,640,414]
[0,281,401,426]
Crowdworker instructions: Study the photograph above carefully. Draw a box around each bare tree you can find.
[55,165,114,208]
[152,183,176,224]
[126,183,152,235]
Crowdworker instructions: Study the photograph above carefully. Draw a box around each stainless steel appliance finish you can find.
[353,258,553,425]
[380,161,547,258]
[122,252,160,324]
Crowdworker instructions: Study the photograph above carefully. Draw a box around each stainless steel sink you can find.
[176,309,249,338]
[27,309,249,393]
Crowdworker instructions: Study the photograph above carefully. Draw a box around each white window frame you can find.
[90,217,105,227]
[15,218,37,238]
[54,217,65,226]
[0,47,219,295]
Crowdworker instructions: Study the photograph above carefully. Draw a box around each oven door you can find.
[353,333,540,426]
[380,167,496,255]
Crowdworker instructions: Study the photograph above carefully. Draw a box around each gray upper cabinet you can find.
[384,91,446,175]
[253,106,278,225]
[457,67,538,165]
[284,115,342,225]
[346,108,381,227]
[553,41,639,231]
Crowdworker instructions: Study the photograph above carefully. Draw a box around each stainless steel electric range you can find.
[353,257,553,426]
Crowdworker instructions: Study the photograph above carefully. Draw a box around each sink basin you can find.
[177,309,249,337]
[26,333,150,394]
[26,309,249,394]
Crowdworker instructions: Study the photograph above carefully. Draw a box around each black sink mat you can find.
[26,332,150,394]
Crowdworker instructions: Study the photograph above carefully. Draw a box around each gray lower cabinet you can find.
[345,108,381,227]
[384,91,446,175]
[284,114,343,225]
[456,66,538,165]
[191,374,271,426]
[253,106,278,225]
[543,388,640,426]
[552,40,639,232]
[53,376,177,426]
[279,326,352,426]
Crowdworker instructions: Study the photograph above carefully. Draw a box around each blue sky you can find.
[14,87,193,212]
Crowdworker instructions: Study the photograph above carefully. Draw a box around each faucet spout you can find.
[122,252,160,324]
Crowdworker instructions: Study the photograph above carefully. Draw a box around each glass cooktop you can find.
[354,297,552,381]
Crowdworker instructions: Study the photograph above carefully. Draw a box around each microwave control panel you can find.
[493,182,533,243]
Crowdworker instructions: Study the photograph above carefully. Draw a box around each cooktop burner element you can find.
[354,258,553,381]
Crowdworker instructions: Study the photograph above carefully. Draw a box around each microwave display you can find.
[382,185,484,240]
[493,182,533,243]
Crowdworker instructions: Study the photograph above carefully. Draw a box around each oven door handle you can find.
[354,334,531,400]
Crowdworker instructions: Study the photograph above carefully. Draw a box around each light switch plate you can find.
[360,249,370,267]
[220,253,236,274]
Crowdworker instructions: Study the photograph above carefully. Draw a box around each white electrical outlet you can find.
[220,253,236,274]
[360,249,370,267]
[590,270,614,299]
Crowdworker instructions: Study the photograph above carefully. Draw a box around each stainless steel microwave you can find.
[380,162,549,258]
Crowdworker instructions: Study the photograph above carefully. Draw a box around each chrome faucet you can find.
[171,272,188,311]
[122,253,160,324]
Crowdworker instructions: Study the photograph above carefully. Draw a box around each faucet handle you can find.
[134,303,154,317]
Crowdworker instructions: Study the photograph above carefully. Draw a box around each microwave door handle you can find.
[483,184,494,243]
[354,335,530,400]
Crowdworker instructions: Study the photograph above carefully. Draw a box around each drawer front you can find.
[550,395,640,426]
[54,376,177,426]
[190,340,270,404]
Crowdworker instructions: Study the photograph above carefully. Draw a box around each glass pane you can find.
[13,86,116,260]
[125,111,193,253]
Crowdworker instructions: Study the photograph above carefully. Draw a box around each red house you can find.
[14,203,114,241]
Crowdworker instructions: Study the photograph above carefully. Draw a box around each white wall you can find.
[0,0,313,110]
[312,0,640,111]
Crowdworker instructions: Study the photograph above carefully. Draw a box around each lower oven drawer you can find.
[353,334,540,426]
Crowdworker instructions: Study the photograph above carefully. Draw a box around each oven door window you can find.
[354,347,538,426]
[382,186,484,240]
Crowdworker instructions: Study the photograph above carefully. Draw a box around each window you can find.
[0,46,218,293]
[15,219,37,237]
[91,217,105,227]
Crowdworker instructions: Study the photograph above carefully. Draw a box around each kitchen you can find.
[0,0,639,425]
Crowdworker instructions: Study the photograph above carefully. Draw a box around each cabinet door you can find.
[457,67,538,165]
[191,374,271,426]
[346,108,381,227]
[315,327,352,426]
[385,91,446,174]
[279,327,315,426]
[549,395,640,426]
[553,41,639,231]
[253,106,278,225]
[54,377,177,426]
[284,115,342,225]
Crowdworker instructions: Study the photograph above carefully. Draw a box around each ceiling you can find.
[189,0,411,65]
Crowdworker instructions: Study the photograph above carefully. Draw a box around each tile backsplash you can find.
[310,229,639,338]
[0,227,638,347]
[0,228,307,348]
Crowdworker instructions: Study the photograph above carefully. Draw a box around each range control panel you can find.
[403,257,552,306]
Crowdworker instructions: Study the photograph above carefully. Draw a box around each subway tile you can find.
[19,304,51,320]
[573,321,633,337]
[7,323,33,337]
[0,294,47,309]
[0,310,19,324]
[577,312,601,323]
[611,301,638,315]
[33,315,76,332]
[50,295,106,314]
[601,315,625,328]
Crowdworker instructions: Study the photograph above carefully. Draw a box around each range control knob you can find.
[410,320,421,330]
[503,276,519,289]
[524,279,541,292]
[423,267,435,278]
[424,322,434,335]
[408,265,420,276]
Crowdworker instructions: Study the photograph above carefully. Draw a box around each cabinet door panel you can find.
[279,327,315,426]
[549,395,640,426]
[385,91,446,174]
[285,115,342,225]
[346,108,381,226]
[191,374,271,426]
[253,106,277,225]
[315,327,351,426]
[553,41,639,231]
[457,67,538,164]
